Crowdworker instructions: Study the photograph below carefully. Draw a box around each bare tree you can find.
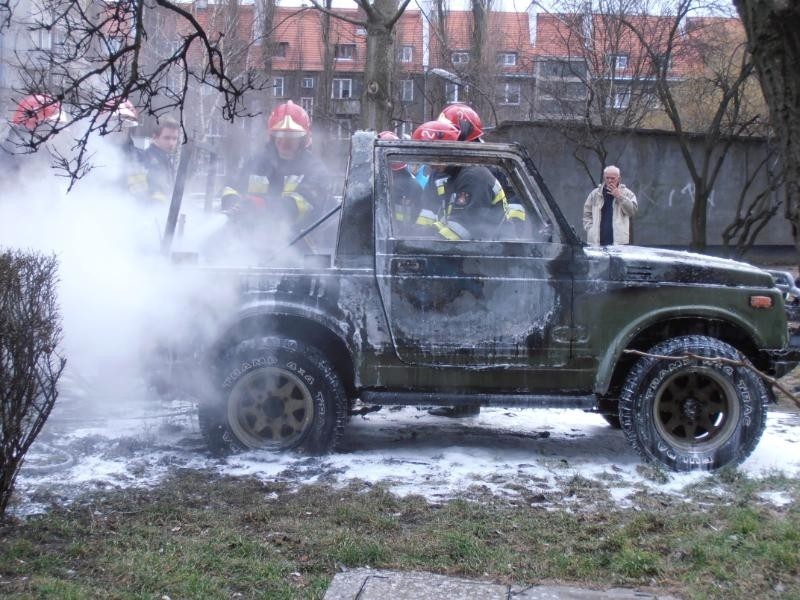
[620,0,763,249]
[720,135,784,257]
[734,0,800,265]
[184,0,262,178]
[0,250,65,519]
[3,0,265,184]
[308,0,412,131]
[544,0,663,183]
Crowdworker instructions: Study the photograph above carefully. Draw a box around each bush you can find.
[0,249,65,518]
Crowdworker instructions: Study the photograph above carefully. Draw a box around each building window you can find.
[273,41,288,58]
[497,52,517,66]
[539,59,587,79]
[302,76,314,89]
[445,82,463,103]
[37,28,52,50]
[608,54,628,70]
[332,78,352,99]
[497,82,520,105]
[273,76,284,97]
[654,53,673,71]
[106,36,124,55]
[401,80,414,102]
[334,44,356,60]
[300,97,314,115]
[608,88,630,109]
[451,51,470,65]
[399,45,413,63]
[335,118,352,139]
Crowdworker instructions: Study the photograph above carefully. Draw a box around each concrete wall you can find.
[490,121,792,256]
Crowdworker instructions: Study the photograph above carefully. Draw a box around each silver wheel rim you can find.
[653,365,740,453]
[227,366,314,449]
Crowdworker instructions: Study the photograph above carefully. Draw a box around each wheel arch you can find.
[599,313,764,398]
[209,310,356,400]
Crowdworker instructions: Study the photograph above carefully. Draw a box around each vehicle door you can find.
[374,142,576,371]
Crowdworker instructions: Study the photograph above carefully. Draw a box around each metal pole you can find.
[203,146,217,213]
[161,140,195,256]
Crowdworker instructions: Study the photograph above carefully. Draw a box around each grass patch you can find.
[1,471,799,599]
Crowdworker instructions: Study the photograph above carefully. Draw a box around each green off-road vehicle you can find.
[165,131,800,472]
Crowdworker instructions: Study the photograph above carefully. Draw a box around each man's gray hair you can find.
[603,165,621,177]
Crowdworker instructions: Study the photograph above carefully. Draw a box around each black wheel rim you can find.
[653,365,740,453]
[228,366,314,449]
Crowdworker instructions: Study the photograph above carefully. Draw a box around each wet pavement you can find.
[323,568,680,599]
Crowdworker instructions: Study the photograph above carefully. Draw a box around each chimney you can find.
[527,3,538,46]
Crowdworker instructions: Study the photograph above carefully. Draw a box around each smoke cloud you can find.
[0,132,305,412]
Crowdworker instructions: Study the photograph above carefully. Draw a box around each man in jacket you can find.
[582,165,638,246]
[141,117,180,205]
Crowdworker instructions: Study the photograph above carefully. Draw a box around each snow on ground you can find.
[10,374,800,517]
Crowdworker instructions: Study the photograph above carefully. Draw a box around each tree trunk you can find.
[469,0,489,118]
[734,0,800,263]
[361,22,395,131]
[691,182,709,250]
[359,0,399,131]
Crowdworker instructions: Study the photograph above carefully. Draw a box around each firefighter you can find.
[378,130,422,236]
[437,103,484,142]
[221,100,330,251]
[98,98,149,202]
[412,120,511,242]
[1,94,69,185]
[412,119,520,418]
[436,103,526,234]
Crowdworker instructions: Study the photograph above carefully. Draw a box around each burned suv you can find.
[167,131,800,472]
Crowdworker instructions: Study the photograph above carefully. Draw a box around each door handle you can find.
[392,258,426,274]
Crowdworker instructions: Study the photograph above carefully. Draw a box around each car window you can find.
[383,153,552,243]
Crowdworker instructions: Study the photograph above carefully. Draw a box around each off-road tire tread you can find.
[199,336,347,456]
[619,335,768,472]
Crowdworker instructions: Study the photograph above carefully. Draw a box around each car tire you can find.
[199,336,347,456]
[619,335,769,472]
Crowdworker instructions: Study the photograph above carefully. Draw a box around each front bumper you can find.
[766,326,800,378]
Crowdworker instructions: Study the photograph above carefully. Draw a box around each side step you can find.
[360,390,597,410]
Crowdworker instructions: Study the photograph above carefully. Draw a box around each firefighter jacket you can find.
[141,144,175,205]
[121,140,150,203]
[415,165,525,241]
[221,143,328,231]
[390,167,424,236]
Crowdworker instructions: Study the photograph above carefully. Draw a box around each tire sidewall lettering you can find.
[620,336,767,472]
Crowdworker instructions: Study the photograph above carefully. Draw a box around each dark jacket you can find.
[222,143,330,230]
[142,144,175,204]
[416,165,509,240]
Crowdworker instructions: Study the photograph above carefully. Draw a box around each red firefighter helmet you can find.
[437,103,483,141]
[12,94,68,131]
[268,100,311,145]
[411,120,460,142]
[378,130,406,171]
[103,97,139,128]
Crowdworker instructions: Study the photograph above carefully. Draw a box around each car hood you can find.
[584,245,775,288]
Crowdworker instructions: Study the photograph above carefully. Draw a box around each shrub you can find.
[0,249,65,518]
